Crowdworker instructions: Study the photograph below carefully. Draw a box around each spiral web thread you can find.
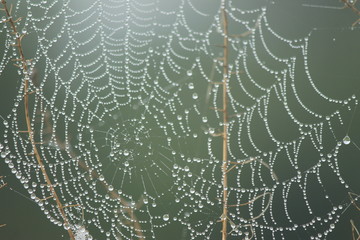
[0,0,359,239]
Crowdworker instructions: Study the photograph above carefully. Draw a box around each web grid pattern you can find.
[0,0,359,239]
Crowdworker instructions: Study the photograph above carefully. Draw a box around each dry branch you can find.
[0,1,75,239]
[351,219,360,240]
[341,0,360,26]
[220,4,230,240]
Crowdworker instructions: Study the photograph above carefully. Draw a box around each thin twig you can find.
[0,1,75,239]
[220,2,230,239]
[349,192,360,211]
[0,182,7,190]
[341,0,360,27]
[350,219,360,240]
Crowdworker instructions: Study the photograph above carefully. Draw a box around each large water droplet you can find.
[1,151,7,158]
[64,223,70,230]
[187,70,193,76]
[209,128,215,134]
[192,93,198,99]
[343,135,351,145]
[163,214,169,221]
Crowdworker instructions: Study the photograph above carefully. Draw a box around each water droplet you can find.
[1,151,7,158]
[108,185,114,191]
[163,214,169,221]
[123,150,129,156]
[99,175,105,181]
[192,93,198,100]
[188,82,194,89]
[64,223,70,230]
[343,135,351,145]
[187,70,193,76]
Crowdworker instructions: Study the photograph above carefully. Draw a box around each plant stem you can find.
[221,3,229,240]
[0,1,75,239]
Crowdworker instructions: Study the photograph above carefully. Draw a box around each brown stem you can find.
[342,0,360,15]
[0,182,7,190]
[218,5,269,239]
[0,1,75,239]
[349,192,360,211]
[221,3,229,240]
[351,219,360,240]
[341,0,360,26]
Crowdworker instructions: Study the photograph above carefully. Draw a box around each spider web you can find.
[0,0,360,239]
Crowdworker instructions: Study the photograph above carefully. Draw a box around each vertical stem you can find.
[24,81,75,240]
[221,3,229,240]
[1,1,75,239]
